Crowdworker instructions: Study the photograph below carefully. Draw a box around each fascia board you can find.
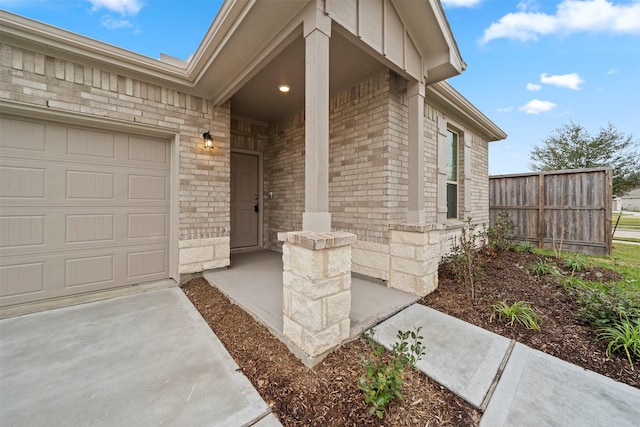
[427,81,507,142]
[186,0,255,83]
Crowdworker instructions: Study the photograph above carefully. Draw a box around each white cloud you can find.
[526,83,542,91]
[101,16,132,29]
[519,99,556,114]
[481,0,640,43]
[607,68,618,75]
[497,106,514,113]
[540,72,585,89]
[441,0,481,7]
[88,0,142,16]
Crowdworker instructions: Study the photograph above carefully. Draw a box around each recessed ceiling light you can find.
[278,85,290,93]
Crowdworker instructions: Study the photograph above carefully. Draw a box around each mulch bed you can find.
[182,278,481,426]
[420,250,638,389]
[181,249,637,425]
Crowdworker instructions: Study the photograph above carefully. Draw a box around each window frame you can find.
[445,128,459,220]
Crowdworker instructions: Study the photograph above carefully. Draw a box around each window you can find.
[446,129,458,219]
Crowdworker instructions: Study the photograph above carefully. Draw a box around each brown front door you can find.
[230,152,259,248]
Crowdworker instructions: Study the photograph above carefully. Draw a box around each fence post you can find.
[538,171,545,249]
[605,169,613,255]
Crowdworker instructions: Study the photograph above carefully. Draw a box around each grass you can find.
[613,236,640,244]
[535,243,640,287]
[612,213,640,230]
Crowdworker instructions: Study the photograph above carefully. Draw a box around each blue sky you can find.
[2,0,639,175]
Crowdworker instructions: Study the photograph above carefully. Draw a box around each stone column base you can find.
[278,231,356,367]
[388,223,441,296]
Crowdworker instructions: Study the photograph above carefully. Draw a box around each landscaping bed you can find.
[181,242,638,424]
[182,277,480,426]
[421,249,638,389]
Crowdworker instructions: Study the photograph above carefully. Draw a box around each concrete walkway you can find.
[203,250,419,339]
[374,304,640,427]
[0,287,280,427]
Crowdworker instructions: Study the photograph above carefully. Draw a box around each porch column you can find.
[279,231,356,367]
[303,5,331,232]
[407,80,426,223]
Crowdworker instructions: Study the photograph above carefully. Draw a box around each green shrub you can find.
[562,253,590,274]
[488,211,516,252]
[574,285,640,327]
[490,301,541,331]
[515,241,535,253]
[359,328,425,419]
[443,217,487,304]
[597,316,640,370]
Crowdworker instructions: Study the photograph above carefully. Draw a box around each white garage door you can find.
[0,116,171,307]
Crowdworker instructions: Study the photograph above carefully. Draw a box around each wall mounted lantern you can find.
[203,131,214,150]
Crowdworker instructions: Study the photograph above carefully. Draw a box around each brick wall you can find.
[1,41,493,281]
[0,43,231,274]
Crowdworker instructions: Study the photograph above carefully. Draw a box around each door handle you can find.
[254,203,259,213]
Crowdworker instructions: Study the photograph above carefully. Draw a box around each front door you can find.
[231,152,259,248]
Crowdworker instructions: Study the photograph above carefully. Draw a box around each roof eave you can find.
[391,0,466,83]
[427,81,507,142]
[0,10,196,90]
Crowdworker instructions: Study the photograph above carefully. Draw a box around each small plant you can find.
[528,258,556,276]
[574,285,640,327]
[596,316,640,370]
[515,241,534,253]
[444,217,488,304]
[562,253,590,274]
[488,210,516,252]
[359,328,425,419]
[559,276,588,291]
[490,301,541,331]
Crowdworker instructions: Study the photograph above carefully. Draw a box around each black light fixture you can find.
[203,131,214,150]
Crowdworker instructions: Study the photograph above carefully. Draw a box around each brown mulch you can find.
[421,250,639,389]
[181,249,638,425]
[182,278,481,426]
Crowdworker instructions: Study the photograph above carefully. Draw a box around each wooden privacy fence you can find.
[489,168,613,255]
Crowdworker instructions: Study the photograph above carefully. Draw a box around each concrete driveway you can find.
[0,287,278,426]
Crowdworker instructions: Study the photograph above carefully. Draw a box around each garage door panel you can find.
[2,119,170,171]
[1,208,169,258]
[128,213,167,239]
[0,261,45,298]
[128,136,168,165]
[0,159,170,207]
[0,117,171,308]
[0,165,46,199]
[127,248,168,279]
[0,215,45,248]
[67,127,116,159]
[0,116,45,151]
[66,213,115,243]
[128,174,168,201]
[66,254,114,288]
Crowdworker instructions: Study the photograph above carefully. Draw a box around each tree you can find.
[529,122,640,197]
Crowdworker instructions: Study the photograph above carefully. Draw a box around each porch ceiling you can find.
[230,31,384,123]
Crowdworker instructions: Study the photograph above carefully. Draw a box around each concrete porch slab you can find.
[480,343,640,427]
[203,250,419,339]
[0,287,276,427]
[372,304,511,408]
